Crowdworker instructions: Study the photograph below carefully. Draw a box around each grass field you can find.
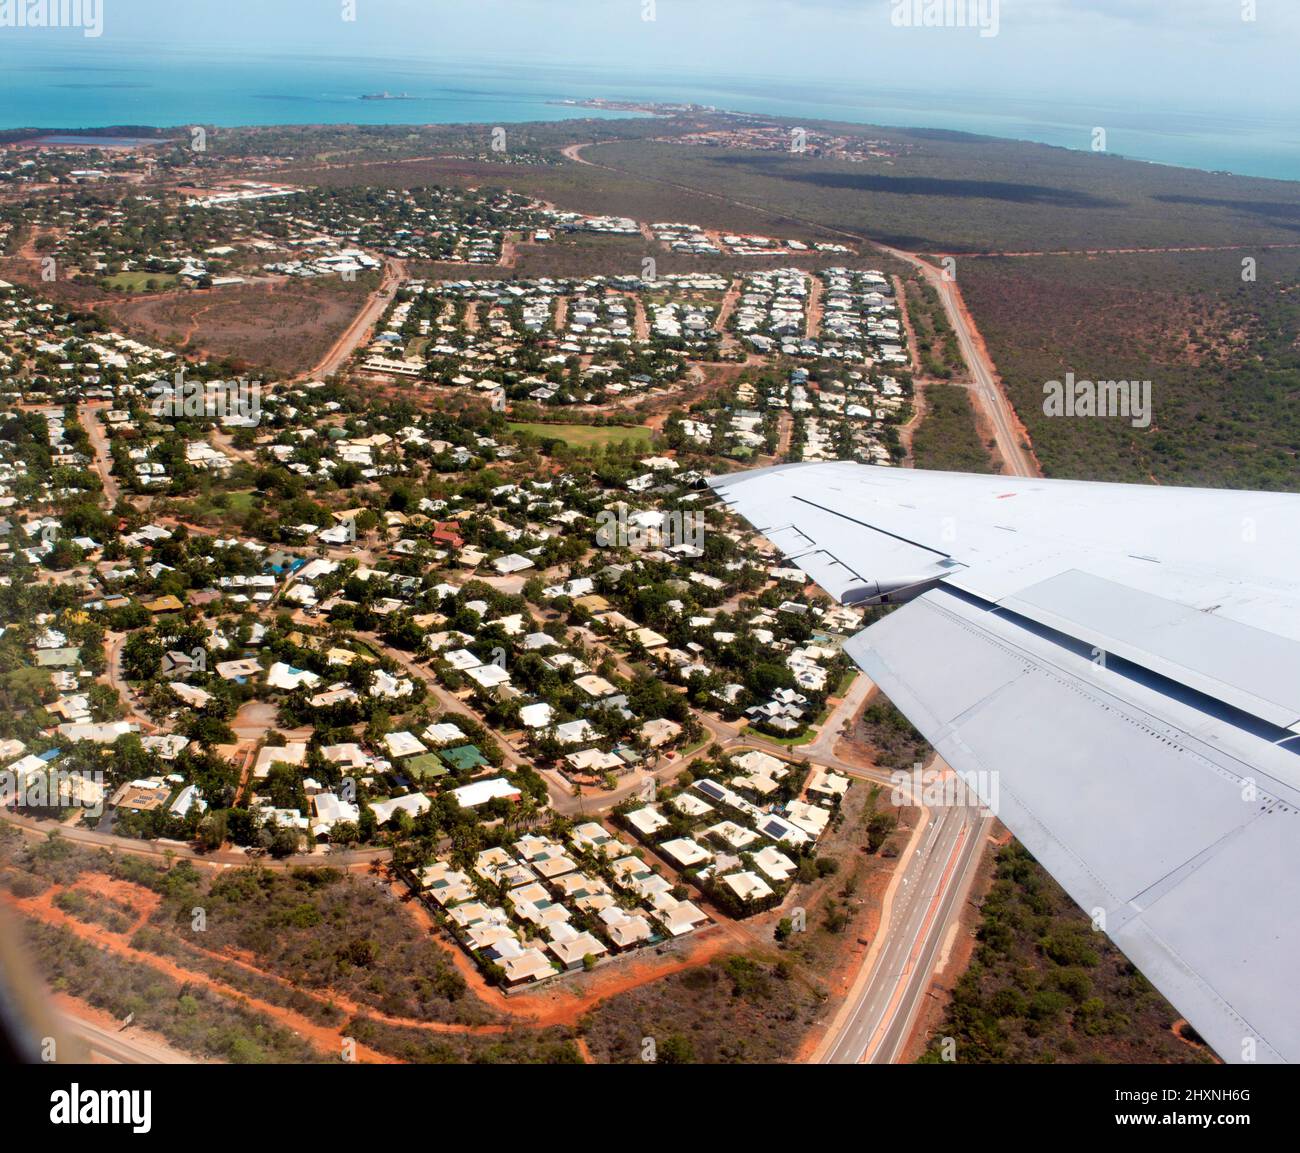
[509,422,653,449]
[101,271,179,293]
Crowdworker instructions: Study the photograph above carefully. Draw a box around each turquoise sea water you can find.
[1,45,1297,183]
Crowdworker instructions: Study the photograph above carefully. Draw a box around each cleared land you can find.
[508,422,654,449]
[105,274,376,377]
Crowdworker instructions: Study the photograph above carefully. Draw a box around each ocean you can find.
[1,45,1297,184]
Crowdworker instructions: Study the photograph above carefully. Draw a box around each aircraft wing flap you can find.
[1000,569,1300,731]
[847,588,1297,1064]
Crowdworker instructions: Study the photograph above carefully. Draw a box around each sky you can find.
[3,0,1295,118]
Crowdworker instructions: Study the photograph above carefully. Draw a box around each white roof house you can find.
[369,793,431,825]
[384,731,428,759]
[450,777,522,809]
[659,837,713,869]
[624,805,669,837]
[722,871,775,903]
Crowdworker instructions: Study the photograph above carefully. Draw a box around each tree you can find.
[658,1034,695,1064]
[195,810,227,852]
[121,631,162,682]
[269,826,301,859]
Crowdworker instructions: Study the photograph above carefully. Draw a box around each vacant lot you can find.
[580,953,823,1063]
[588,133,1300,254]
[106,274,375,377]
[911,385,995,474]
[509,422,653,449]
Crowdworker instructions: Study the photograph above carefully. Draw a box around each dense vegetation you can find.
[961,249,1300,488]
[589,131,1300,253]
[911,385,994,473]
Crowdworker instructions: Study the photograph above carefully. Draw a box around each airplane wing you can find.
[710,461,1300,1064]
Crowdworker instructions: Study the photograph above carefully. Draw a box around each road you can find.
[100,631,156,731]
[60,1012,199,1064]
[879,245,1039,479]
[79,401,121,506]
[819,791,992,1064]
[309,256,406,380]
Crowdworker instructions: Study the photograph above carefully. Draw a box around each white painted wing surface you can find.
[710,461,1300,1063]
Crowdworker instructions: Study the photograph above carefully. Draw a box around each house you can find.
[142,734,190,761]
[404,754,449,783]
[705,820,759,850]
[440,745,488,773]
[370,792,431,825]
[495,943,556,986]
[598,906,655,949]
[546,924,608,970]
[670,792,714,819]
[752,844,798,883]
[110,778,171,812]
[786,799,832,839]
[649,893,709,936]
[254,741,308,780]
[507,881,571,929]
[731,749,789,796]
[168,783,206,818]
[170,682,213,709]
[416,861,475,905]
[465,663,510,690]
[624,805,669,837]
[722,870,774,903]
[450,777,521,808]
[639,718,682,748]
[321,742,370,771]
[160,650,200,679]
[807,765,851,802]
[423,721,468,745]
[266,662,321,691]
[659,837,713,869]
[56,721,138,744]
[383,731,428,760]
[312,792,361,834]
[518,702,554,728]
[554,719,597,745]
[574,673,618,699]
[570,821,618,859]
[566,748,623,774]
[754,811,810,847]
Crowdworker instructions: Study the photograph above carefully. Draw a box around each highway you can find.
[818,771,992,1064]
